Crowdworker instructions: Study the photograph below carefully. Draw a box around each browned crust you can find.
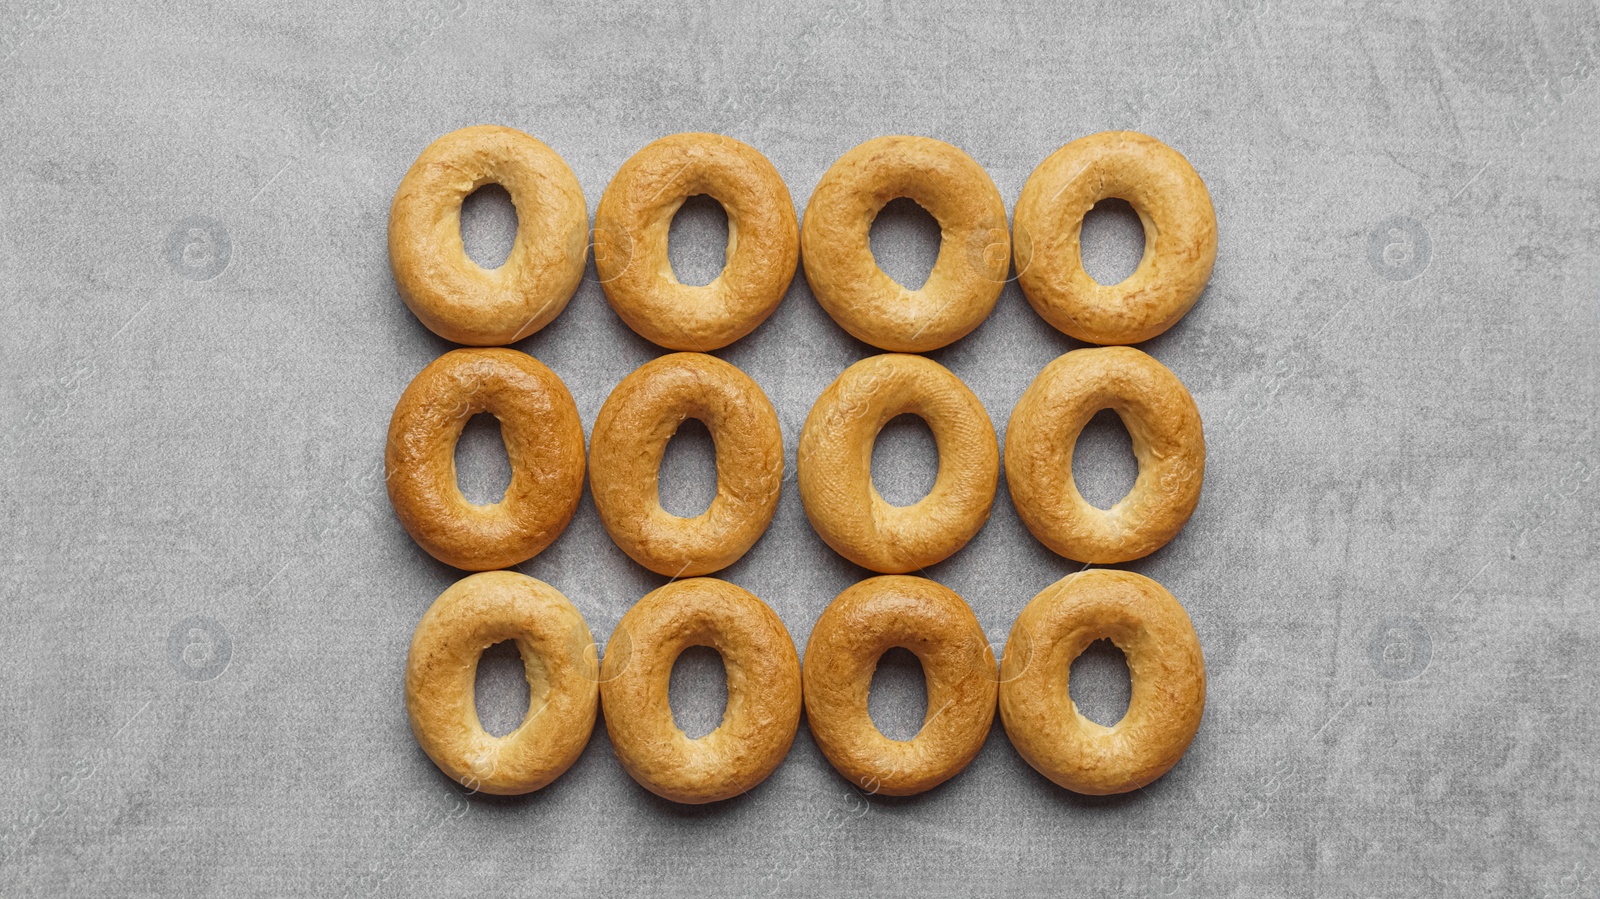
[599,578,802,804]
[798,354,998,573]
[801,135,1008,352]
[802,576,997,796]
[1013,131,1217,345]
[388,124,589,346]
[1004,347,1204,563]
[385,348,586,571]
[405,571,599,795]
[998,569,1205,795]
[594,133,799,350]
[589,353,783,577]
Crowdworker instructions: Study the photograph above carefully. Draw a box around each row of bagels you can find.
[386,345,1204,577]
[407,569,1202,803]
[388,126,1217,353]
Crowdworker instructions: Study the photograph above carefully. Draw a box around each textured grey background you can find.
[2,0,1598,896]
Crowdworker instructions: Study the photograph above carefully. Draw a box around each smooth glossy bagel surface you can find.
[802,136,1008,352]
[389,125,588,346]
[406,571,599,795]
[1005,346,1203,564]
[599,578,802,804]
[386,348,586,571]
[999,569,1205,795]
[803,576,997,796]
[799,354,998,573]
[590,353,783,577]
[595,133,799,350]
[1014,131,1216,345]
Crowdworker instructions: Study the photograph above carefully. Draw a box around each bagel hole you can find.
[455,413,512,505]
[869,198,941,291]
[668,194,729,286]
[1079,198,1145,286]
[658,418,718,518]
[474,641,535,738]
[871,414,939,507]
[1069,639,1131,727]
[868,648,929,741]
[1072,409,1138,510]
[460,183,519,269]
[669,645,728,739]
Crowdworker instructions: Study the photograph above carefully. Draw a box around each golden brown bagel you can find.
[799,354,998,573]
[803,576,996,796]
[388,125,588,346]
[405,571,599,795]
[999,569,1204,795]
[594,133,799,350]
[599,578,801,804]
[589,353,783,577]
[802,136,1008,352]
[1005,347,1203,564]
[386,348,586,571]
[1013,131,1216,345]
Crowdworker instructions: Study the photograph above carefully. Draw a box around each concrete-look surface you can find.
[1,1,1596,896]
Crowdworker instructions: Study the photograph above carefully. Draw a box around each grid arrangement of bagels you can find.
[386,125,1216,804]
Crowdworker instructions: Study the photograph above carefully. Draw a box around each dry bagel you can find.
[594,133,799,350]
[388,125,588,346]
[1014,131,1216,345]
[803,576,996,796]
[799,354,998,573]
[599,578,802,804]
[589,353,783,577]
[802,136,1008,352]
[386,348,586,571]
[405,571,599,795]
[999,569,1205,795]
[1005,346,1203,564]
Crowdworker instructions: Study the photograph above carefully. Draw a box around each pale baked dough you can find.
[802,136,1008,352]
[999,569,1205,795]
[589,353,783,577]
[1013,131,1216,345]
[803,576,996,796]
[1005,347,1204,563]
[389,125,588,346]
[599,578,802,804]
[799,354,998,573]
[595,133,798,350]
[406,571,598,795]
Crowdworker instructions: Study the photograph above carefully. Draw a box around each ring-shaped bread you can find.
[999,569,1205,795]
[386,348,586,571]
[599,578,802,804]
[1013,131,1216,345]
[1005,346,1203,564]
[590,353,783,577]
[802,136,1008,352]
[799,354,998,573]
[389,125,588,345]
[594,133,799,350]
[803,576,997,796]
[406,571,599,795]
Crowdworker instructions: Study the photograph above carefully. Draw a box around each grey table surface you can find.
[3,0,1598,896]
